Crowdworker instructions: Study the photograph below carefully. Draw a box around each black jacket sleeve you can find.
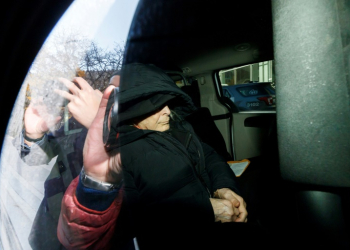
[202,142,242,196]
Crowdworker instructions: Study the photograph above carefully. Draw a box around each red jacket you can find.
[57,177,123,250]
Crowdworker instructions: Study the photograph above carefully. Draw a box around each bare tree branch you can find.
[80,41,124,90]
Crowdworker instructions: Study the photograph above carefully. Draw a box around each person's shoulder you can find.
[121,134,164,165]
[122,135,154,154]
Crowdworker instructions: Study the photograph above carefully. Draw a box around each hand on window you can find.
[24,100,61,144]
[55,77,103,129]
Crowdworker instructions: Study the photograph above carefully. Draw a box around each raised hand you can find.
[55,77,103,129]
[24,99,61,144]
[82,85,122,184]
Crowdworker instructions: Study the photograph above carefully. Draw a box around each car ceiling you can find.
[124,0,274,76]
[0,0,273,149]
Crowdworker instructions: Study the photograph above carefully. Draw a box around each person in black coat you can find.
[116,64,247,243]
[59,63,251,250]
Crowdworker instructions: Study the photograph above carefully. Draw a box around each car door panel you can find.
[232,112,276,160]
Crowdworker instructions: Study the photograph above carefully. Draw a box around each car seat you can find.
[180,82,233,161]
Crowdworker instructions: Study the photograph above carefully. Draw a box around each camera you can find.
[103,87,119,150]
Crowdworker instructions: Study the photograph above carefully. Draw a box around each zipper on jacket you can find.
[156,132,211,198]
[196,149,212,198]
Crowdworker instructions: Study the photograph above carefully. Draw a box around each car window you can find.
[0,1,139,249]
[218,60,276,112]
[223,89,231,98]
[264,85,276,95]
[236,84,270,97]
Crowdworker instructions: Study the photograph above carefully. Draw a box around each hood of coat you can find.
[117,63,197,126]
[111,63,197,148]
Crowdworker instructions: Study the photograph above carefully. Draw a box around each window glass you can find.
[236,85,270,97]
[218,60,276,112]
[0,1,139,249]
[223,89,231,98]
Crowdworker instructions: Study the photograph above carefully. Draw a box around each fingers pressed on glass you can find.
[54,89,74,101]
[58,77,80,95]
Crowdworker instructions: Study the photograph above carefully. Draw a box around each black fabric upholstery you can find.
[180,81,201,108]
[180,81,231,161]
[185,107,232,161]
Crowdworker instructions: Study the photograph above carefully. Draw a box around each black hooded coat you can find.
[112,63,242,248]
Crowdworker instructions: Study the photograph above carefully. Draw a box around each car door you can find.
[209,63,277,161]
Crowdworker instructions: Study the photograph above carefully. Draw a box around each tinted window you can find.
[236,85,270,97]
[219,60,276,112]
[224,89,231,98]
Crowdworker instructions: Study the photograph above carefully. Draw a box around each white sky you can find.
[46,0,139,49]
[25,0,140,91]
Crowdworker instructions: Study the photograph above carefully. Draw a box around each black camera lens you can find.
[103,87,119,150]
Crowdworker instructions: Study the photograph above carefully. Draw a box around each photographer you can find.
[58,63,250,250]
[12,75,119,249]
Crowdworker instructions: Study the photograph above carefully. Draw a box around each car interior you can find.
[1,0,350,249]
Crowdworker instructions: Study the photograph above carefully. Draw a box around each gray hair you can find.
[169,109,183,122]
